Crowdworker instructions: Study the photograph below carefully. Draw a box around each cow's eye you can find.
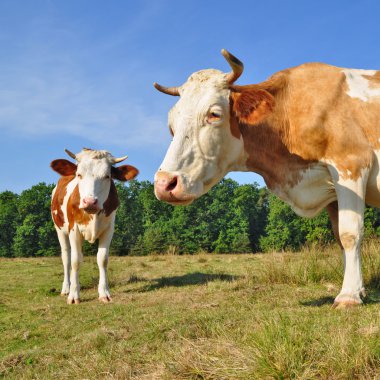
[207,109,222,124]
[105,175,110,180]
[77,174,82,179]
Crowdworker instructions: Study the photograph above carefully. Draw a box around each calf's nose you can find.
[83,197,98,208]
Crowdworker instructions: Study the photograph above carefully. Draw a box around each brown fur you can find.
[230,63,380,183]
[230,89,275,125]
[67,185,92,231]
[103,181,119,217]
[51,175,75,228]
[111,165,139,181]
[50,159,77,176]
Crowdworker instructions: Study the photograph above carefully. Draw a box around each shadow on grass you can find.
[299,296,335,307]
[125,271,239,292]
[300,289,380,307]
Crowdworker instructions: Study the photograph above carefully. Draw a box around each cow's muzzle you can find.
[82,197,100,214]
[154,171,195,205]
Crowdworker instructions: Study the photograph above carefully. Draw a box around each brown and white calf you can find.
[51,148,138,304]
[153,49,380,308]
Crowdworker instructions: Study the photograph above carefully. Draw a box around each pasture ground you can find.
[1,243,379,379]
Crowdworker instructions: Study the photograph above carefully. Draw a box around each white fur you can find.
[343,69,380,102]
[327,165,369,304]
[157,70,244,198]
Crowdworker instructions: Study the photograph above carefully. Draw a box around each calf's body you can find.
[51,148,138,304]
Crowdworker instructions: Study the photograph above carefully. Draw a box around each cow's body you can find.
[153,50,380,308]
[51,149,138,304]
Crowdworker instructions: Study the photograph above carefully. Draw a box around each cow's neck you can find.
[235,117,315,190]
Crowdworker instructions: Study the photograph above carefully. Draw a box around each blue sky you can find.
[1,0,380,193]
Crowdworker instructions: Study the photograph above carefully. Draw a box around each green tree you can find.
[13,183,58,257]
[259,194,334,252]
[0,191,19,257]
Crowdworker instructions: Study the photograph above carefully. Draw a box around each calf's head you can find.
[154,49,275,205]
[51,148,139,214]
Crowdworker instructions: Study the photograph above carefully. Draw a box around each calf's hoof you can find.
[67,297,81,305]
[99,296,112,303]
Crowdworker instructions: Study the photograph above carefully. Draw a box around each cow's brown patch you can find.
[103,181,119,217]
[231,62,379,184]
[364,70,380,87]
[51,175,75,228]
[230,88,274,126]
[111,165,139,181]
[229,99,241,139]
[231,114,314,189]
[67,185,92,230]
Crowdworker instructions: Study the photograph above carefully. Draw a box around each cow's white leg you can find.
[67,228,83,304]
[328,166,368,308]
[97,226,114,303]
[56,227,71,295]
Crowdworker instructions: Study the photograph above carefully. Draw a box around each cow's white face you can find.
[155,69,244,205]
[75,151,113,213]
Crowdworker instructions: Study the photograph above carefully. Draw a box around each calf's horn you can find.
[65,148,77,160]
[113,155,128,164]
[222,49,244,84]
[153,82,180,96]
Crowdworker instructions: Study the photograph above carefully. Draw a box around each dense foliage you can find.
[1,179,380,257]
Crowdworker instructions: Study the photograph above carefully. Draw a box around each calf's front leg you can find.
[67,229,83,304]
[56,227,71,295]
[97,227,114,303]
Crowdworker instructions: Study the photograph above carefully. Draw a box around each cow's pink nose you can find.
[83,197,98,207]
[155,172,178,199]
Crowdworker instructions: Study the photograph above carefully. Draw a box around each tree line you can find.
[1,179,380,257]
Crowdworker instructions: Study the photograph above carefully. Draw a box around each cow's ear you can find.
[111,165,139,181]
[50,159,77,176]
[230,88,275,125]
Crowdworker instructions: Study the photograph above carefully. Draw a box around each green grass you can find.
[0,244,379,379]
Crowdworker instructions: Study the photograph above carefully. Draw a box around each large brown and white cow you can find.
[51,148,138,304]
[153,49,380,308]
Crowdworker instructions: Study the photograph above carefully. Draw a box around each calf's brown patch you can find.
[103,181,119,217]
[67,185,92,230]
[51,175,75,228]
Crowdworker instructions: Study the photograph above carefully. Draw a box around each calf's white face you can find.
[75,151,113,213]
[155,69,244,205]
[51,149,138,214]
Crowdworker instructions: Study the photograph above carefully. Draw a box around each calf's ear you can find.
[230,88,275,125]
[111,165,139,181]
[50,159,77,176]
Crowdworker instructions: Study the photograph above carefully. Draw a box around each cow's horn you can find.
[113,155,128,164]
[65,148,77,160]
[153,82,180,96]
[222,49,244,84]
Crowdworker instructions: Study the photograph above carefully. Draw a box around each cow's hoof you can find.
[333,293,362,309]
[99,296,112,303]
[67,297,80,305]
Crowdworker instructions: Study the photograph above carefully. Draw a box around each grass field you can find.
[1,243,380,379]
